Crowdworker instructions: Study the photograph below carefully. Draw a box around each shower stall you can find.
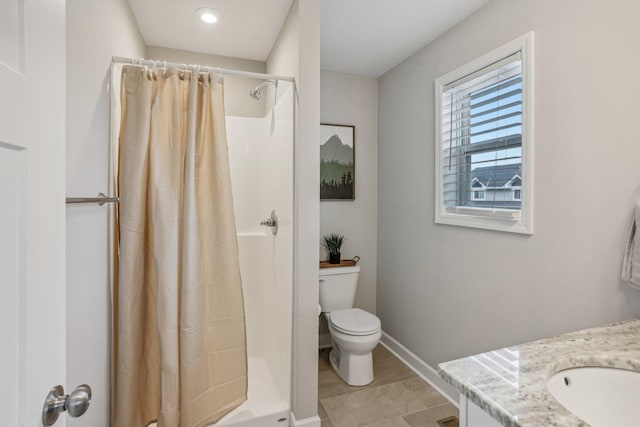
[110,60,294,427]
[217,82,294,426]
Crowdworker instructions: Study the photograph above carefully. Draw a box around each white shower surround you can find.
[217,83,295,426]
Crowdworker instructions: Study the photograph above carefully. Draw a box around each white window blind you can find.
[434,32,534,234]
[442,53,522,215]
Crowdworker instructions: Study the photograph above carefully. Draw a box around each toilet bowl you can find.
[319,265,381,386]
[326,308,381,386]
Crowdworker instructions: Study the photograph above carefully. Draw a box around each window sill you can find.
[436,208,533,235]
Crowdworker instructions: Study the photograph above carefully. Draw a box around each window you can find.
[472,190,486,201]
[513,189,521,201]
[435,32,534,234]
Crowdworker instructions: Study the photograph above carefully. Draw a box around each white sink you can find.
[547,366,640,427]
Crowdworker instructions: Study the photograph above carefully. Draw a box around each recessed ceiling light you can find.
[196,8,220,24]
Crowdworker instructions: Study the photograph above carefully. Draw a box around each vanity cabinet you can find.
[459,396,503,427]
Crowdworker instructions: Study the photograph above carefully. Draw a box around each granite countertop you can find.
[438,319,640,426]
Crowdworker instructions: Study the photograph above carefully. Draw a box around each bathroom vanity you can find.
[438,320,640,426]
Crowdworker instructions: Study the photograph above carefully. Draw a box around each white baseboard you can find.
[289,413,321,427]
[380,331,459,407]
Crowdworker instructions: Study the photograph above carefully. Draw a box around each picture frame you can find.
[320,123,355,200]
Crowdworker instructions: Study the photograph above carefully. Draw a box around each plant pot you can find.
[329,252,341,264]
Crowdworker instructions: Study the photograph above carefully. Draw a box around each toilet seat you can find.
[329,308,380,336]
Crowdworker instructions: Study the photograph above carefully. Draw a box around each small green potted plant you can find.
[323,233,345,264]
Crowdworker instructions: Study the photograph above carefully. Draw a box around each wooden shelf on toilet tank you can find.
[320,260,357,268]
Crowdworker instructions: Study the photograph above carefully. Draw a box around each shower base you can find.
[217,357,289,426]
[148,357,289,427]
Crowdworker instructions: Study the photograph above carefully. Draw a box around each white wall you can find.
[377,0,640,370]
[267,0,321,423]
[145,46,268,117]
[66,0,145,425]
[320,70,378,313]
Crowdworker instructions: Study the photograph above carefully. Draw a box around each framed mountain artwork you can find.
[320,124,355,200]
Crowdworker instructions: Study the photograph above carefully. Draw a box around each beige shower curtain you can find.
[114,65,247,427]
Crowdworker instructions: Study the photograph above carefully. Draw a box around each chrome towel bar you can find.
[66,193,119,205]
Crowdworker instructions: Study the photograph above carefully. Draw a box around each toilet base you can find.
[329,345,374,386]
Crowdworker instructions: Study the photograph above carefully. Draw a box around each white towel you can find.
[622,198,640,290]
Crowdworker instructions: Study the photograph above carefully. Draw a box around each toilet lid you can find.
[330,308,381,336]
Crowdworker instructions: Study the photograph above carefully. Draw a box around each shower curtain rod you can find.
[112,56,295,83]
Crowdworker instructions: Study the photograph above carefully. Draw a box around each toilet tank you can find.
[319,265,360,312]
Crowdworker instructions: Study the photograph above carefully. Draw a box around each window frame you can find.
[434,32,534,234]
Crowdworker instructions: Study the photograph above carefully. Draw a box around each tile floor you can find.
[318,345,458,427]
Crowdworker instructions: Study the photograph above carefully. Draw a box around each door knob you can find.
[42,384,92,426]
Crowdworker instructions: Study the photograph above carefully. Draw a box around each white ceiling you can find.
[127,0,294,61]
[321,0,491,77]
[127,0,491,76]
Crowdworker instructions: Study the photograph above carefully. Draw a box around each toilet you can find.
[319,265,381,386]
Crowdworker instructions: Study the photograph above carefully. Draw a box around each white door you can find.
[0,0,69,426]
